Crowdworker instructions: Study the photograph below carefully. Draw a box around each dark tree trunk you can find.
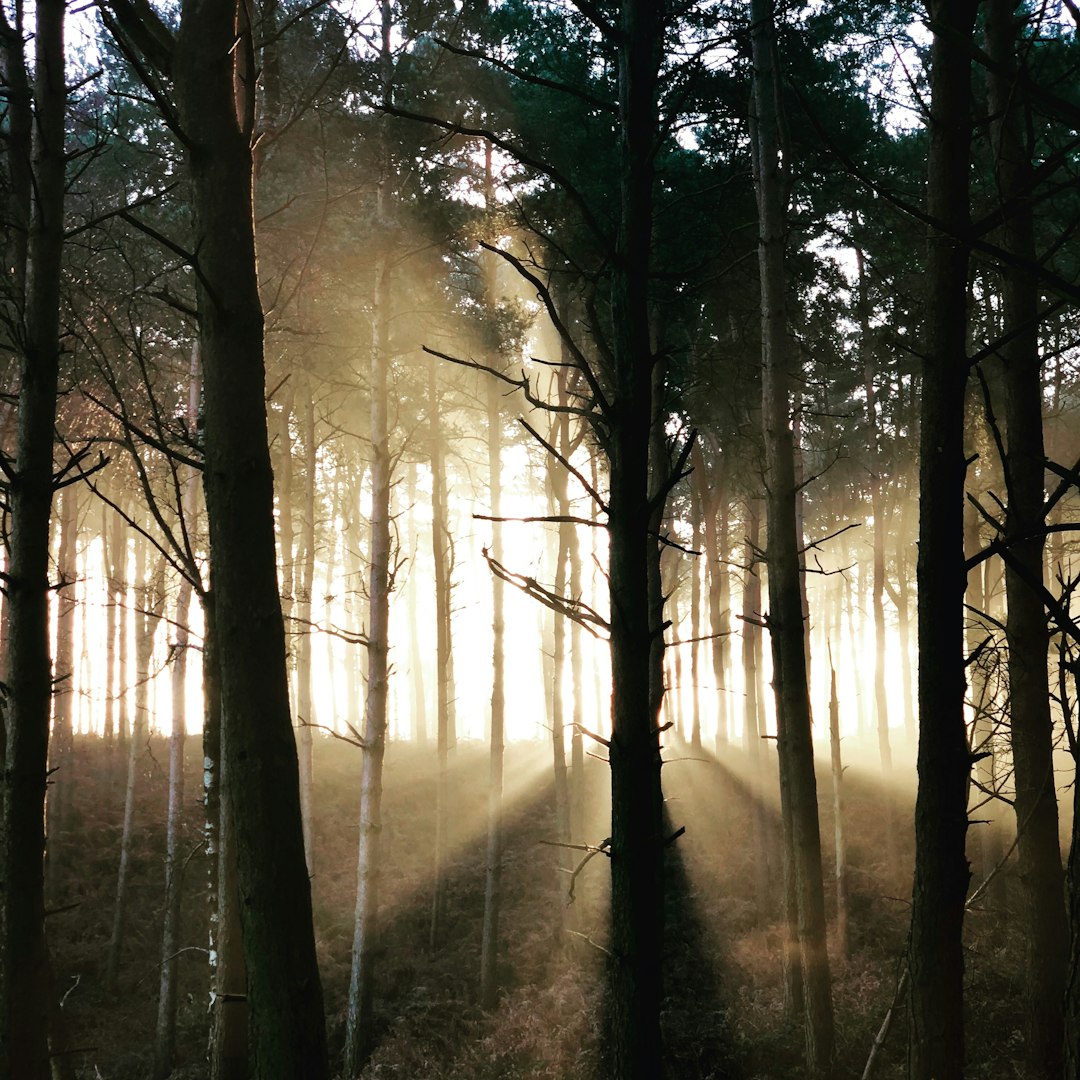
[173,6,328,1075]
[604,2,667,1075]
[907,4,978,1077]
[0,3,65,1075]
[986,4,1067,1074]
[750,1,835,1072]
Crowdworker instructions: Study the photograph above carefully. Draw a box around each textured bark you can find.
[986,4,1066,1074]
[0,3,65,1074]
[750,1,835,1072]
[202,603,247,1080]
[604,2,667,1075]
[907,4,978,1076]
[173,5,329,1075]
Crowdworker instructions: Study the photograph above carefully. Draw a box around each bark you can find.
[689,479,703,750]
[0,3,65,1074]
[605,2,667,1074]
[344,68,394,1060]
[743,500,772,911]
[907,4,978,1076]
[750,2,835,1072]
[173,6,329,1074]
[986,4,1067,1074]
[203,601,247,1080]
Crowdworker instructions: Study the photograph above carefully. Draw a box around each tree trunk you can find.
[344,70,394,1060]
[47,481,79,897]
[856,247,892,774]
[407,461,428,745]
[174,6,329,1074]
[480,369,506,1007]
[203,600,248,1080]
[986,4,1067,1074]
[828,653,848,961]
[0,3,66,1074]
[296,383,317,870]
[689,478,703,750]
[429,353,451,952]
[153,571,192,1080]
[750,1,835,1073]
[107,541,166,991]
[154,350,200,1080]
[907,4,978,1076]
[605,2,667,1075]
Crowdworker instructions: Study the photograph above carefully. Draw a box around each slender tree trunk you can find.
[429,354,451,952]
[101,502,119,750]
[857,247,892,774]
[407,461,428,746]
[203,601,247,1080]
[153,572,192,1080]
[750,2,835,1072]
[154,351,200,1080]
[112,502,131,751]
[296,384,317,870]
[986,5,1066,1074]
[107,542,165,991]
[344,67,394,1060]
[828,653,848,961]
[0,4,66,1073]
[907,4,978,1076]
[480,369,506,1008]
[743,501,772,910]
[174,7,329,1074]
[47,481,79,896]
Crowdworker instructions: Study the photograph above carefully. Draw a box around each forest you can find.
[0,0,1078,1078]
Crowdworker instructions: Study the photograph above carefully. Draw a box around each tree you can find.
[985,3,1068,1074]
[749,0,835,1073]
[103,3,331,1074]
[907,2,979,1076]
[0,2,69,1074]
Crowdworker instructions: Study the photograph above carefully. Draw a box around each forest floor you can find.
[49,731,1032,1079]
